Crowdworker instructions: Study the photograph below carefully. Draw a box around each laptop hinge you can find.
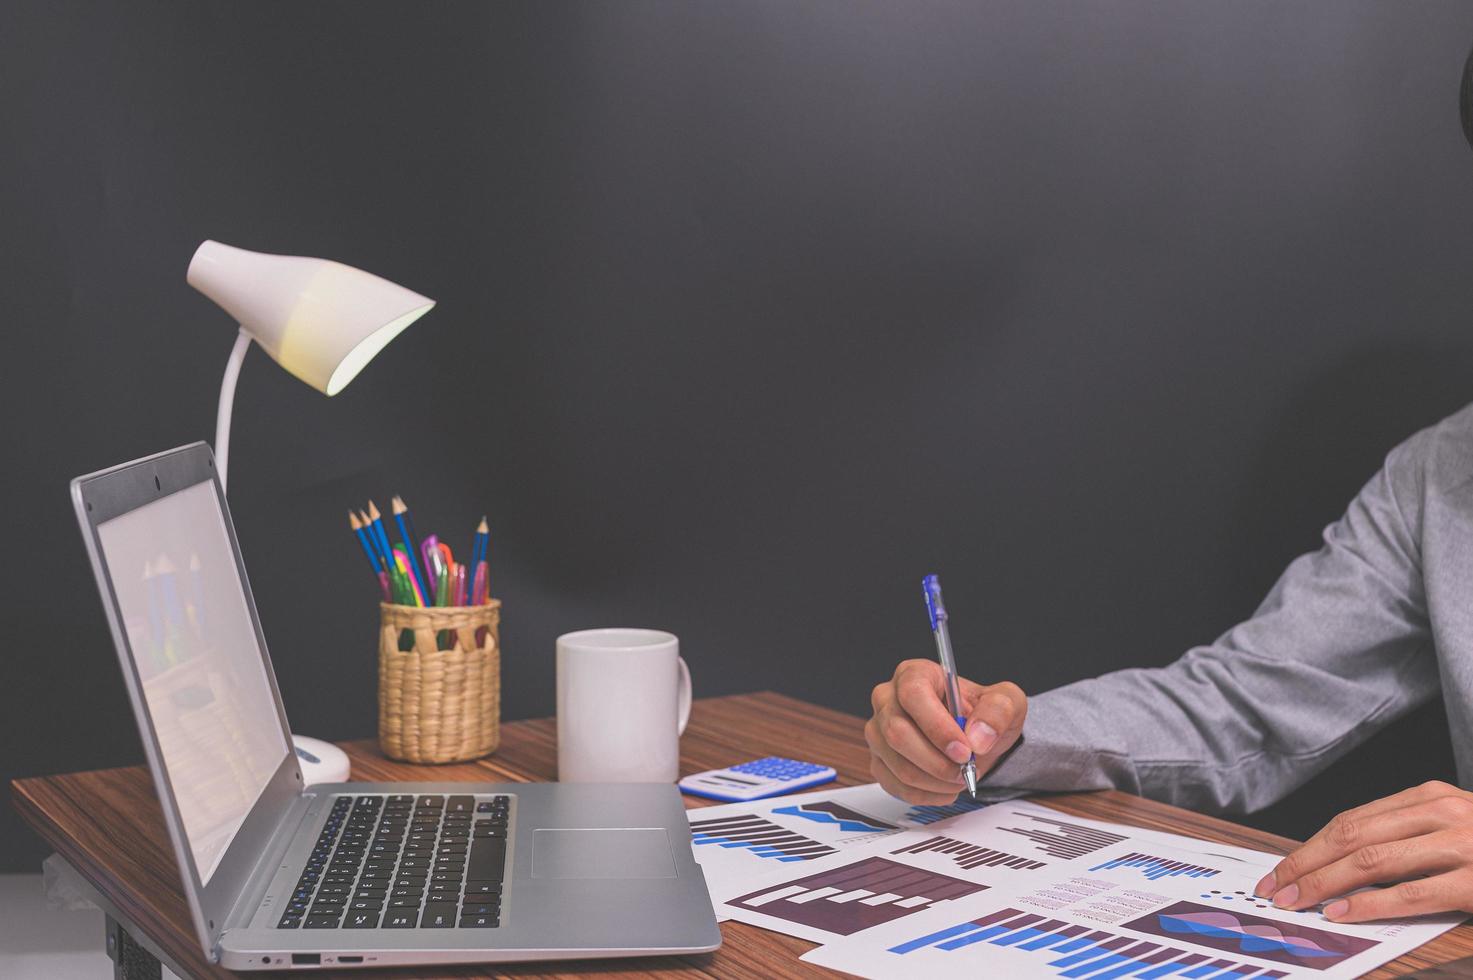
[222,790,317,936]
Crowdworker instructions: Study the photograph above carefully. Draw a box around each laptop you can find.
[70,443,721,970]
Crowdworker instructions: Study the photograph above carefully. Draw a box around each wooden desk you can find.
[12,691,1472,978]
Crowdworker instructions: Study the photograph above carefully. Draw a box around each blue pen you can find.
[922,574,979,799]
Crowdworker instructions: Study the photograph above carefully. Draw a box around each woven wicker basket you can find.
[378,600,501,764]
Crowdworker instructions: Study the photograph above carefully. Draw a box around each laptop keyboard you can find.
[276,793,509,930]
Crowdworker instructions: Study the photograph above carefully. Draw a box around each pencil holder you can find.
[378,600,501,764]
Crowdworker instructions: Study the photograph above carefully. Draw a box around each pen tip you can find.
[478,517,488,532]
[368,500,381,519]
[392,495,406,514]
[349,511,360,529]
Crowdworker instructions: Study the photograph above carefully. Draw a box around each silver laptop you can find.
[70,443,721,970]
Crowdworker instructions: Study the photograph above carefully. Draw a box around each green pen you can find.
[435,564,451,648]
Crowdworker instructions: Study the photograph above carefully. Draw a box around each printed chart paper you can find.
[794,806,1463,979]
[686,783,996,918]
[718,801,1116,943]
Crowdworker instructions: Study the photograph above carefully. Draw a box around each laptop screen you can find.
[96,478,290,885]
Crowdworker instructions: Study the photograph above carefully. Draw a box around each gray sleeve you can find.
[977,427,1443,815]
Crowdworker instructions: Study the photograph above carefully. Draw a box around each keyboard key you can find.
[420,903,458,928]
[384,910,417,928]
[388,897,422,908]
[460,914,498,928]
[304,914,341,929]
[467,840,506,882]
[464,881,502,896]
[277,914,302,929]
[462,902,499,916]
[417,795,445,808]
[344,911,379,928]
[447,795,474,813]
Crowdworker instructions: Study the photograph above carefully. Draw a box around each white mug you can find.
[556,628,692,783]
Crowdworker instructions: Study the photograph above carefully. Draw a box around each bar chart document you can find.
[799,807,1465,979]
[686,783,996,919]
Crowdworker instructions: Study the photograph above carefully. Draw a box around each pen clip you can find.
[922,573,947,629]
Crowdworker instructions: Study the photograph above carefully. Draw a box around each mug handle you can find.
[676,656,692,735]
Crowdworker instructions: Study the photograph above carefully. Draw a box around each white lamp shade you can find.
[186,240,435,395]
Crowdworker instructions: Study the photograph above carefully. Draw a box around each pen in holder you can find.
[378,600,501,764]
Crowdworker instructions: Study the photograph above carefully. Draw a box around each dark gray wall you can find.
[3,1,1471,872]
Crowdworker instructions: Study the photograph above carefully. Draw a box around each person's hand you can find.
[865,658,1027,805]
[1255,781,1473,922]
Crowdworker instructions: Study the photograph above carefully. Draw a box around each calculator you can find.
[678,756,838,802]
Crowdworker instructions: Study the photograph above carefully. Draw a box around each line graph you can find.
[1125,901,1377,970]
[772,800,898,835]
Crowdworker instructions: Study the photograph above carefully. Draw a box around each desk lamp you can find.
[186,239,435,782]
[186,239,435,492]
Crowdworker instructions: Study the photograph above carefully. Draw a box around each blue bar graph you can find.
[887,906,1281,977]
[903,796,994,825]
[1088,851,1221,881]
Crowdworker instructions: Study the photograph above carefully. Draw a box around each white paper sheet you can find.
[686,783,1000,919]
[708,796,1461,978]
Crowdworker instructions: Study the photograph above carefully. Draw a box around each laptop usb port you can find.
[338,956,363,963]
[291,953,321,965]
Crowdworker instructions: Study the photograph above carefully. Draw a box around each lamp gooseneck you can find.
[215,328,253,494]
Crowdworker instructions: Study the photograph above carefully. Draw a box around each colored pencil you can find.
[366,500,397,575]
[362,504,391,565]
[359,509,393,568]
[349,511,384,574]
[390,495,431,607]
[470,517,488,589]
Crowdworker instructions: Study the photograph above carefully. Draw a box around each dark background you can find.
[2,0,1471,873]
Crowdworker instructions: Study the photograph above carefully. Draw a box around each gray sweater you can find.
[982,403,1473,813]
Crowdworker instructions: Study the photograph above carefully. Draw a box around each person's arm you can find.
[977,429,1442,814]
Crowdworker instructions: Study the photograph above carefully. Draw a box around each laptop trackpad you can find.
[531,828,677,879]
